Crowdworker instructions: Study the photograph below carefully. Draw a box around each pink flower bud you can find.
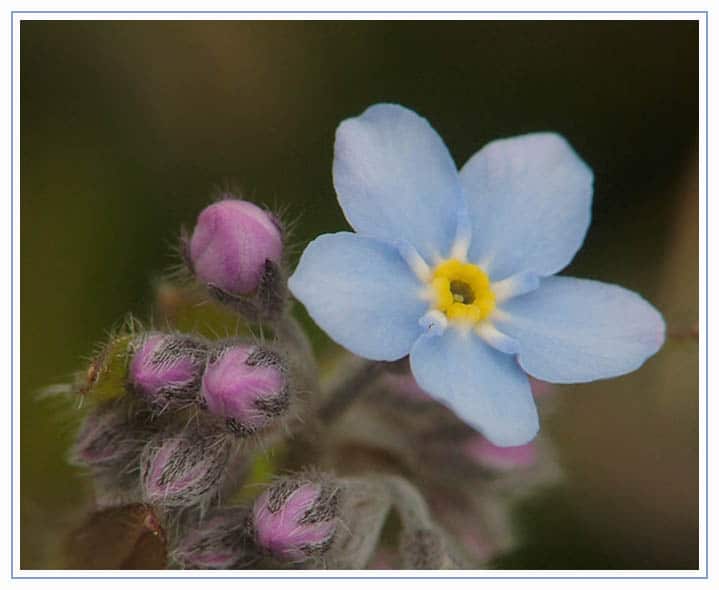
[189,199,283,296]
[463,435,537,471]
[201,345,289,436]
[252,479,340,563]
[173,507,251,569]
[141,429,230,508]
[128,333,207,409]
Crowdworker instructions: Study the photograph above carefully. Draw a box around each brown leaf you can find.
[65,504,167,569]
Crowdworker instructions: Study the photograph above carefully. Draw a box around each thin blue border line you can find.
[10,8,14,581]
[705,10,709,582]
[9,10,709,579]
[9,9,708,13]
[10,578,710,581]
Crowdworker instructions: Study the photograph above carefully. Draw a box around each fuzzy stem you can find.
[275,310,320,393]
[380,475,433,528]
[275,312,315,367]
[379,475,457,569]
[318,359,386,424]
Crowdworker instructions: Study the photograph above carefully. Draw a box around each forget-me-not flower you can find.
[289,103,665,446]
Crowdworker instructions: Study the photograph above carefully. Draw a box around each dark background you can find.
[21,20,699,569]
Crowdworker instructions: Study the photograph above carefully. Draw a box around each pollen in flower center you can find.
[450,280,475,304]
[431,259,495,324]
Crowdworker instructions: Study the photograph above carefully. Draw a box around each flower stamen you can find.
[430,259,495,325]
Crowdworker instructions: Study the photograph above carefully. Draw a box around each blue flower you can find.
[288,103,665,446]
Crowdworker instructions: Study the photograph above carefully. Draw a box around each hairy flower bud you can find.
[188,198,283,295]
[140,428,230,509]
[251,477,340,563]
[173,507,252,569]
[128,333,207,410]
[463,435,537,471]
[201,344,289,437]
[72,403,156,507]
[71,402,151,471]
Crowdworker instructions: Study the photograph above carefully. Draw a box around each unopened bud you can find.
[173,507,252,569]
[187,199,285,317]
[201,344,289,437]
[71,402,151,471]
[128,333,207,410]
[140,428,230,508]
[251,477,340,563]
[463,435,537,472]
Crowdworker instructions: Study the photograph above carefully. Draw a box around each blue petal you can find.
[409,329,539,446]
[495,276,666,383]
[288,232,427,361]
[333,103,463,263]
[460,133,593,281]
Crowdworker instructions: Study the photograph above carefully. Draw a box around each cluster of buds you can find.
[125,333,292,436]
[67,195,301,538]
[71,332,296,511]
[62,193,563,570]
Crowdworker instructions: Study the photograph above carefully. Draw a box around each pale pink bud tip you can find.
[201,345,288,436]
[189,199,283,295]
[128,333,206,406]
[463,435,537,471]
[252,480,339,562]
[141,430,230,508]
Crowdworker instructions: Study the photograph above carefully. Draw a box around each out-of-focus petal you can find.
[463,436,537,471]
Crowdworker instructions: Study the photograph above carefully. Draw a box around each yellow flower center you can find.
[431,259,495,324]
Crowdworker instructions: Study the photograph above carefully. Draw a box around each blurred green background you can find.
[21,20,699,569]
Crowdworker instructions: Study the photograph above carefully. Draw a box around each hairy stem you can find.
[379,475,457,569]
[275,311,315,366]
[318,359,386,424]
[275,310,320,391]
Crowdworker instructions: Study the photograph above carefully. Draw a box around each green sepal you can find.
[153,280,248,340]
[232,443,287,504]
[77,332,135,403]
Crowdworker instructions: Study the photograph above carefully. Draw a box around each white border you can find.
[3,3,711,585]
